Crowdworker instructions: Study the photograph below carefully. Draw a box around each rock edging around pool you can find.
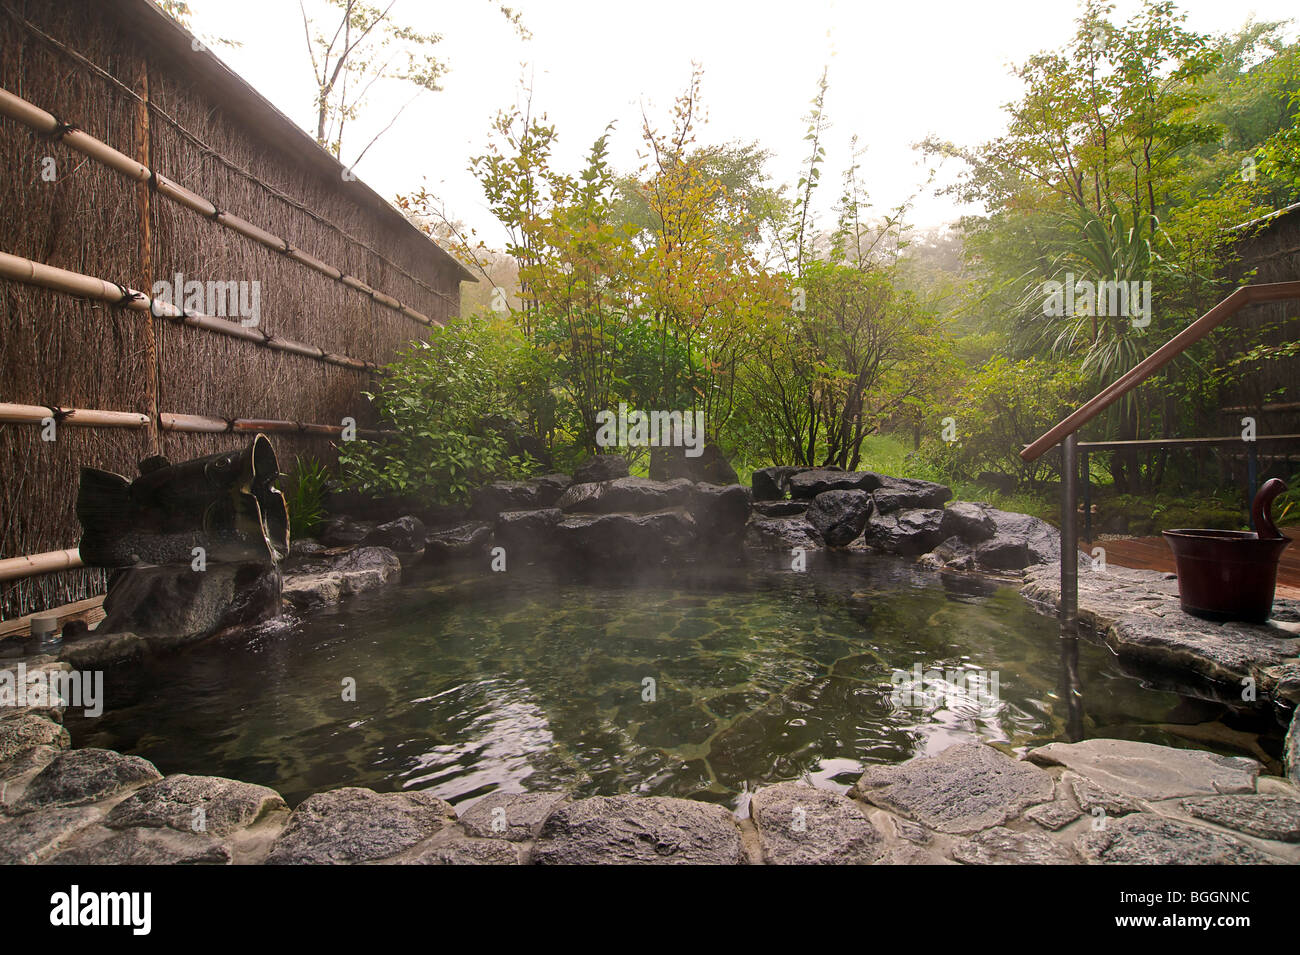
[2,723,1298,864]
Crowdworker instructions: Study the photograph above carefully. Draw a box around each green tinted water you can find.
[66,554,1282,808]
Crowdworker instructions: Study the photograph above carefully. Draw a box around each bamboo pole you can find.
[0,403,149,429]
[132,54,160,457]
[0,84,443,329]
[0,249,383,374]
[0,549,83,584]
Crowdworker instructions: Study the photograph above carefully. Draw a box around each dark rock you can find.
[977,471,1018,494]
[572,454,631,485]
[1078,813,1275,864]
[282,547,401,609]
[744,516,823,551]
[923,536,977,572]
[852,742,1054,835]
[751,466,800,501]
[974,535,1032,571]
[687,484,752,543]
[423,522,492,563]
[861,507,947,556]
[361,515,426,553]
[951,826,1078,865]
[531,794,745,864]
[940,502,997,543]
[265,787,457,865]
[458,791,569,842]
[557,477,694,514]
[98,562,283,647]
[872,476,952,513]
[319,516,374,548]
[493,508,563,560]
[556,510,696,566]
[650,442,738,485]
[528,473,573,506]
[291,539,328,557]
[469,482,542,519]
[752,499,808,517]
[60,620,89,641]
[806,490,874,547]
[59,631,146,668]
[13,749,162,813]
[750,782,883,864]
[788,469,883,499]
[105,774,287,837]
[985,508,1061,564]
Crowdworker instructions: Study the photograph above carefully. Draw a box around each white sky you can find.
[186,0,1298,245]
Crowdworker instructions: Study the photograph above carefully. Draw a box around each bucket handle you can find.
[1252,478,1289,540]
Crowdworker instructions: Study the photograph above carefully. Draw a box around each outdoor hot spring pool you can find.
[64,555,1282,808]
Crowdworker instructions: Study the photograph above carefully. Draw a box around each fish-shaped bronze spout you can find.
[77,434,290,568]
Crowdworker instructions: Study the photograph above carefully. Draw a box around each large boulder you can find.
[806,490,874,547]
[265,787,457,865]
[469,482,543,519]
[687,484,752,543]
[650,442,738,485]
[788,469,882,500]
[872,476,952,513]
[493,508,563,561]
[319,516,374,547]
[939,502,997,544]
[556,477,693,514]
[750,782,883,864]
[527,473,573,506]
[12,749,162,814]
[860,507,947,556]
[281,547,401,609]
[105,774,287,837]
[744,516,823,551]
[360,515,426,554]
[751,466,800,501]
[423,522,492,563]
[556,510,697,566]
[984,508,1061,564]
[571,454,630,485]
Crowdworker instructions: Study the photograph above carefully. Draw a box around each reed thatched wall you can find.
[0,0,466,618]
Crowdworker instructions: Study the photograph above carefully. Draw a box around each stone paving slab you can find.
[749,781,883,864]
[264,787,457,865]
[530,795,746,865]
[1077,812,1278,865]
[851,742,1054,835]
[1028,739,1260,800]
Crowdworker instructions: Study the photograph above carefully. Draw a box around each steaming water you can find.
[64,554,1285,809]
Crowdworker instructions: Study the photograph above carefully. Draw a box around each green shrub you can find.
[286,455,328,540]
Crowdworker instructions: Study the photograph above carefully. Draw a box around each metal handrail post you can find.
[1061,433,1079,639]
[1081,449,1091,544]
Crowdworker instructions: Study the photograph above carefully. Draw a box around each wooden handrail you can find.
[1021,281,1300,461]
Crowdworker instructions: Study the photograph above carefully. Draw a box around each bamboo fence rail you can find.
[0,84,445,329]
[0,403,390,440]
[0,249,383,373]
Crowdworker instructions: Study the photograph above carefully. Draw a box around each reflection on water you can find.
[64,553,1285,808]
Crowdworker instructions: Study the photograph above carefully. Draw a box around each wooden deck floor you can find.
[1089,535,1300,601]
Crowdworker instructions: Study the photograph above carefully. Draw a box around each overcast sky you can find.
[186,0,1297,245]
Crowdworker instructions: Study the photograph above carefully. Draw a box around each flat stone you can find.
[0,714,69,764]
[0,806,100,863]
[282,547,401,609]
[852,743,1054,835]
[458,791,568,842]
[556,477,693,514]
[571,454,630,484]
[1179,793,1300,842]
[1024,802,1082,831]
[872,476,952,513]
[951,826,1077,865]
[106,774,287,837]
[399,833,522,865]
[12,749,161,813]
[787,469,883,499]
[1066,773,1144,816]
[58,631,147,668]
[1287,709,1299,787]
[264,787,456,864]
[860,507,947,556]
[1078,812,1276,864]
[749,782,883,864]
[531,795,745,865]
[48,827,230,865]
[1027,738,1259,800]
[744,515,823,551]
